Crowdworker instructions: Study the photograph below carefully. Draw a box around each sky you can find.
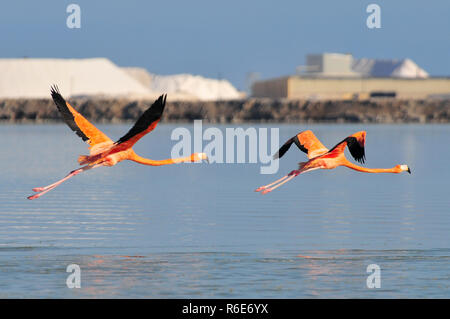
[0,0,449,90]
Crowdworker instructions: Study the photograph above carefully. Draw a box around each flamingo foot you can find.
[28,184,59,200]
[27,165,99,201]
[30,180,64,196]
[28,191,47,200]
[27,194,40,200]
[255,169,302,195]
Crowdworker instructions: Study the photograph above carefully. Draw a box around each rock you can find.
[0,98,449,123]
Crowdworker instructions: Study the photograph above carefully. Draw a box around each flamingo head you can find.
[398,164,411,174]
[193,153,209,163]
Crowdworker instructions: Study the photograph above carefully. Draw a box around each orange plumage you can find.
[28,86,208,200]
[256,130,410,195]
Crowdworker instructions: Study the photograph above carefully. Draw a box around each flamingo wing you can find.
[328,131,366,164]
[274,130,329,159]
[51,85,112,147]
[112,94,167,152]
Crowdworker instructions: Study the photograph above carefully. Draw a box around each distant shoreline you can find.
[1,98,449,124]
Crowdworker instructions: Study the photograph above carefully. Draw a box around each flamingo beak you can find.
[205,157,210,164]
[407,167,411,174]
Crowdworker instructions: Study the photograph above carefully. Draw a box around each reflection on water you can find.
[0,124,449,298]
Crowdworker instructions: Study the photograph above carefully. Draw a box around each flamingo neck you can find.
[130,153,198,166]
[343,159,400,173]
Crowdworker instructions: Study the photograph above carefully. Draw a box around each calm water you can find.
[0,123,449,298]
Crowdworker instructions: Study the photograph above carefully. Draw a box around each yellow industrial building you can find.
[252,76,450,100]
[252,53,450,100]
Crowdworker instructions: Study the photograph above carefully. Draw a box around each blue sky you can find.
[1,0,449,90]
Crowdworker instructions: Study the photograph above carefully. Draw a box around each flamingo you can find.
[28,85,208,200]
[255,130,411,195]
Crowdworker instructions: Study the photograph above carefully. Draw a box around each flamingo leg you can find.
[28,164,101,200]
[261,174,297,194]
[259,167,320,195]
[255,175,289,192]
[32,168,83,192]
[255,170,300,192]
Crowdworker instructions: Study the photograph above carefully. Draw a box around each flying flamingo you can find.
[255,130,411,195]
[28,86,208,200]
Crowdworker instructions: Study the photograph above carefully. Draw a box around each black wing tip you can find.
[356,146,366,164]
[273,136,296,160]
[50,84,65,104]
[346,136,366,164]
[154,93,167,113]
[153,93,167,116]
[50,84,60,96]
[49,84,89,142]
[114,93,168,145]
[157,93,167,105]
[356,155,366,164]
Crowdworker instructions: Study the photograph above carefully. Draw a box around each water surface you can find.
[0,124,448,298]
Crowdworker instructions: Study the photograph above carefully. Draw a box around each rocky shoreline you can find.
[0,98,449,123]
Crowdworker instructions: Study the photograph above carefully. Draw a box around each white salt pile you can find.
[0,58,243,100]
[122,67,153,88]
[0,58,155,99]
[149,73,243,101]
[123,67,243,101]
[352,58,429,78]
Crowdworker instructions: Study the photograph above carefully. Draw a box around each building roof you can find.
[300,53,429,79]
